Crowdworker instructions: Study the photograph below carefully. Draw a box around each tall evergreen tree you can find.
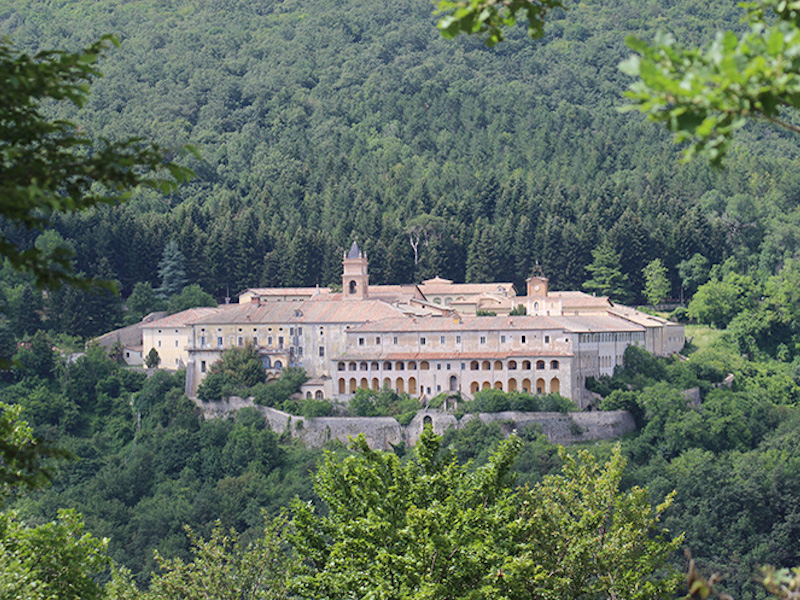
[13,285,42,338]
[465,223,498,283]
[583,239,633,304]
[156,240,188,300]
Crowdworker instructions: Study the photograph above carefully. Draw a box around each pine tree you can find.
[13,285,42,338]
[608,209,650,302]
[156,240,188,299]
[85,257,123,336]
[584,239,633,304]
[465,223,498,283]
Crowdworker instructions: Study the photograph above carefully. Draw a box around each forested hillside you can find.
[2,0,799,303]
[6,0,800,597]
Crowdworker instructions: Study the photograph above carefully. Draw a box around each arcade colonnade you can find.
[336,356,565,397]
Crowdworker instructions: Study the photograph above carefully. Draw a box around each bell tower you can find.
[526,262,548,315]
[343,241,369,300]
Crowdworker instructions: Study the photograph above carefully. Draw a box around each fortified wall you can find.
[194,396,636,449]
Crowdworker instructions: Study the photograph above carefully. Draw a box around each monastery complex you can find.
[111,242,684,409]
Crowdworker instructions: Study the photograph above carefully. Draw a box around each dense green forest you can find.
[5,0,800,597]
[5,326,800,598]
[3,0,800,305]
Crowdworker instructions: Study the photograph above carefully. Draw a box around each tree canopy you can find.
[0,35,192,289]
[290,427,681,600]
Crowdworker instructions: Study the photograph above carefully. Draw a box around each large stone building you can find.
[137,242,684,409]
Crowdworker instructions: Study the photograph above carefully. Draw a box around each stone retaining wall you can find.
[192,397,636,450]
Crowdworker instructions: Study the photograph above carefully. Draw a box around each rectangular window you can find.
[158,340,162,348]
[393,336,398,344]
[278,336,284,348]
[544,335,550,344]
[420,337,426,345]
[298,327,303,335]
[298,347,303,356]
[319,346,325,357]
[460,363,465,370]
[440,335,445,344]
[175,340,178,347]
[238,337,243,346]
[201,361,206,373]
[290,327,295,336]
[501,335,506,343]
[521,335,526,343]
[359,337,365,346]
[217,337,223,348]
[437,364,441,370]
[375,336,381,344]
[268,336,273,346]
[480,336,486,344]
[446,363,451,370]
[456,335,461,344]
[252,336,258,345]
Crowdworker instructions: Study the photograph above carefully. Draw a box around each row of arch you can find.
[337,376,561,396]
[337,359,559,372]
[339,377,421,395]
[469,377,560,394]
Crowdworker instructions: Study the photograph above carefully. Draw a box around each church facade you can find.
[140,242,684,409]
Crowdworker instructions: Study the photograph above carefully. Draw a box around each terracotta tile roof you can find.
[419,282,516,296]
[239,287,331,298]
[607,307,673,327]
[548,291,612,308]
[187,298,405,325]
[347,314,644,334]
[142,307,223,328]
[551,315,644,332]
[368,284,424,300]
[348,315,563,333]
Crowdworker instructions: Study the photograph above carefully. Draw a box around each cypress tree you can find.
[156,240,188,299]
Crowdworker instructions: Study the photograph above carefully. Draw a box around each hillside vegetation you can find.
[2,0,799,304]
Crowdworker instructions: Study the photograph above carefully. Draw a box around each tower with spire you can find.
[342,241,369,300]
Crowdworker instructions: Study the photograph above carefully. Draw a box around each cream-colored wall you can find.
[332,357,572,404]
[335,326,575,403]
[527,296,563,316]
[342,326,570,356]
[142,326,191,369]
